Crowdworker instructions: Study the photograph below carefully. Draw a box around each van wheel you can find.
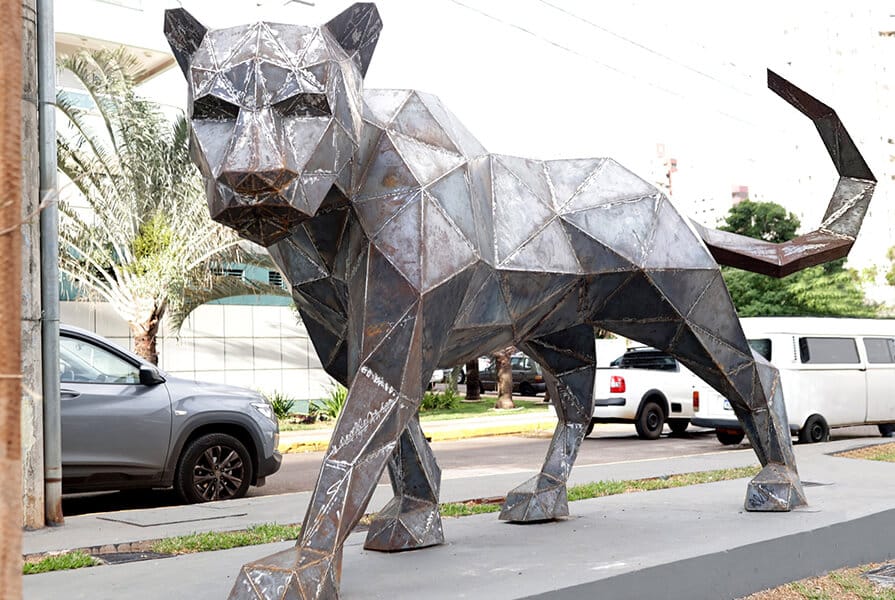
[176,433,253,503]
[668,419,689,435]
[585,420,595,438]
[635,400,665,440]
[716,430,745,445]
[878,424,895,438]
[519,382,535,397]
[798,415,830,444]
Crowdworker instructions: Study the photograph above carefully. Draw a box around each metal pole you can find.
[37,0,62,526]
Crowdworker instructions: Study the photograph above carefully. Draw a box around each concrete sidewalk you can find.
[23,436,895,599]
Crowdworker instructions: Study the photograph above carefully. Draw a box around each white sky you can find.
[56,0,894,269]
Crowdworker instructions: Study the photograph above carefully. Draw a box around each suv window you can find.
[864,338,895,364]
[615,350,677,371]
[748,338,772,361]
[798,337,860,365]
[60,336,141,384]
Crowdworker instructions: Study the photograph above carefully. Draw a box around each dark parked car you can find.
[59,324,281,502]
[478,353,546,396]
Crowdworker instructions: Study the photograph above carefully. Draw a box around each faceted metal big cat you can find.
[165,4,876,598]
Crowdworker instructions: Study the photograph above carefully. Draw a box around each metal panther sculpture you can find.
[165,4,876,598]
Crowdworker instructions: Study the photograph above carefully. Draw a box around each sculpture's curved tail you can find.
[694,69,876,278]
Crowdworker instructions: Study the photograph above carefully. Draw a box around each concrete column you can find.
[20,0,44,529]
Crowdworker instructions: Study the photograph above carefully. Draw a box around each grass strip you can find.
[438,465,762,518]
[150,523,302,555]
[834,442,895,463]
[23,551,99,575]
[279,399,550,431]
[24,465,761,574]
[742,563,895,599]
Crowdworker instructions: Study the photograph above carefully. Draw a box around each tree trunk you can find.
[464,360,480,401]
[2,0,22,589]
[448,366,462,393]
[131,309,163,365]
[493,347,515,409]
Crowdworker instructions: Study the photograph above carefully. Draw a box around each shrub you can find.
[421,387,459,411]
[312,384,347,421]
[262,390,297,420]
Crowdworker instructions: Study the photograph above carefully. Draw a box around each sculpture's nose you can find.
[220,169,297,195]
[218,108,296,195]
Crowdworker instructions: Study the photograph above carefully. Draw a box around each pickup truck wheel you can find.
[635,401,665,440]
[668,419,689,435]
[799,414,830,444]
[716,430,745,445]
[175,433,253,503]
[519,382,535,397]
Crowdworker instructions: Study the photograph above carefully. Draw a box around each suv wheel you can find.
[176,433,253,503]
[519,382,535,397]
[635,400,665,440]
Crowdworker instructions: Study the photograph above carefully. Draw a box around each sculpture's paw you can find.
[500,474,568,522]
[745,463,808,512]
[228,546,340,600]
[364,496,444,551]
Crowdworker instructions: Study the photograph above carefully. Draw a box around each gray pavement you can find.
[23,431,895,599]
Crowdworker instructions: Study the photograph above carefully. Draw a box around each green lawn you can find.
[279,397,551,431]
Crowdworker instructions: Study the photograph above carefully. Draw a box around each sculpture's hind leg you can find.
[500,324,596,522]
[597,268,806,511]
[363,413,444,551]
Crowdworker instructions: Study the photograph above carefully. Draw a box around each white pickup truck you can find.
[588,347,703,439]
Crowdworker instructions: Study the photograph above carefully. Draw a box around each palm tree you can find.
[56,49,284,364]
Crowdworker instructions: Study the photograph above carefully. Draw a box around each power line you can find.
[537,0,755,97]
[444,0,760,127]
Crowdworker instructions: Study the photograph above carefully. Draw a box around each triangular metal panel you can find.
[390,131,465,186]
[372,195,422,290]
[545,158,606,210]
[492,159,556,263]
[502,219,580,274]
[563,195,660,266]
[392,92,460,153]
[422,201,477,292]
[562,158,658,213]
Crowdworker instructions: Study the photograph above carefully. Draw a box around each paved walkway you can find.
[23,436,895,599]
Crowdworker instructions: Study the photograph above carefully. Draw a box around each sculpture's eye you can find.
[273,93,331,118]
[192,96,240,120]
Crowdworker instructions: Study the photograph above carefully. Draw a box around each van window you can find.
[747,338,772,361]
[864,338,895,364]
[798,337,860,364]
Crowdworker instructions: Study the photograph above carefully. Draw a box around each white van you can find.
[692,317,895,444]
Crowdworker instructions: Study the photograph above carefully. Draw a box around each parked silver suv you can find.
[60,324,281,502]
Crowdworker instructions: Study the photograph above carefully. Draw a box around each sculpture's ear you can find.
[164,8,208,76]
[324,3,382,76]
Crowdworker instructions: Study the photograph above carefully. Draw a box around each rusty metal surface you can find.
[165,3,873,598]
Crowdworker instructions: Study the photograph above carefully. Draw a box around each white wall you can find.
[60,301,336,401]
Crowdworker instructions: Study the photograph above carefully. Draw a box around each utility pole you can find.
[2,0,24,594]
[21,0,45,530]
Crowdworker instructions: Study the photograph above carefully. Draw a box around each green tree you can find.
[719,200,876,317]
[719,199,800,243]
[56,49,282,364]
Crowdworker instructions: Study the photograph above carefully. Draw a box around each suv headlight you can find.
[251,401,275,422]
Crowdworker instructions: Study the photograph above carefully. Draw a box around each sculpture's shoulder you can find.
[361,89,487,159]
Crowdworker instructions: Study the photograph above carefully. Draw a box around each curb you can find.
[278,419,557,454]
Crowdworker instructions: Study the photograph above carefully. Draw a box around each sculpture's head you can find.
[164,4,381,246]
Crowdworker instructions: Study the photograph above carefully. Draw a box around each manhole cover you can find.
[864,563,895,588]
[94,551,172,565]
